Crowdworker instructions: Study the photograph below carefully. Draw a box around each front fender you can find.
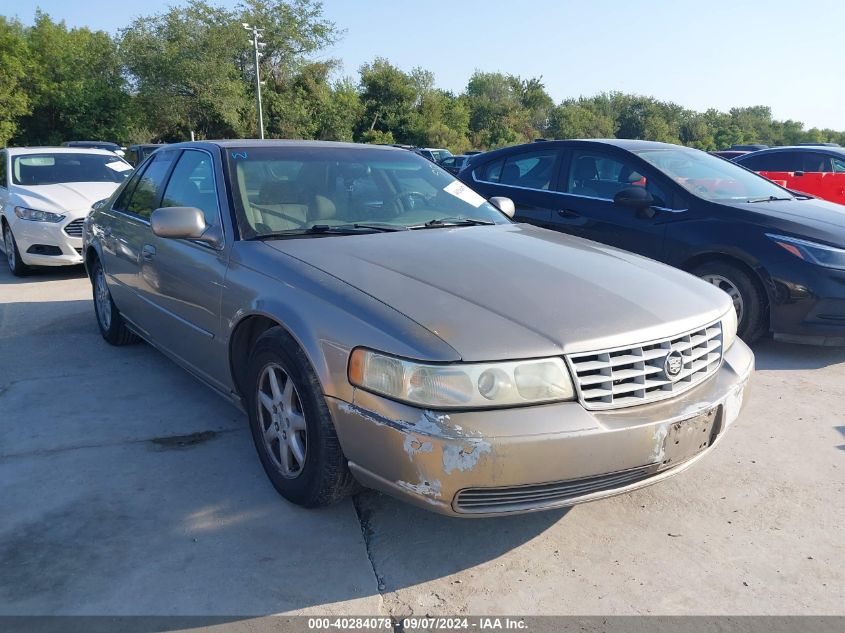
[222,243,460,402]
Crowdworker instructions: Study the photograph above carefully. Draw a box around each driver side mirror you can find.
[613,186,654,208]
[151,206,220,247]
[489,196,516,219]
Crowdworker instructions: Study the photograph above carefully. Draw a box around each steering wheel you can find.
[393,191,429,211]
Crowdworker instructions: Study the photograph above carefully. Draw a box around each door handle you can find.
[141,244,156,261]
[557,209,580,218]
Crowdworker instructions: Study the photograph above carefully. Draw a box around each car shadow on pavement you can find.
[0,264,87,285]
[751,338,845,370]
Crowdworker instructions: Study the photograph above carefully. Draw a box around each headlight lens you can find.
[14,206,65,223]
[721,307,738,350]
[349,349,575,409]
[767,233,845,270]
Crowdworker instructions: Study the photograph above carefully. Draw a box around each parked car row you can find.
[4,136,842,519]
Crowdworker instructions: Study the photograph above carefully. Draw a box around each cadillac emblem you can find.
[664,350,684,380]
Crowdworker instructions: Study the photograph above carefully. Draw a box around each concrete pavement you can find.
[1,263,843,617]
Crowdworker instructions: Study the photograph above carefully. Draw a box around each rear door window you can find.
[802,153,831,173]
[741,152,802,172]
[498,150,559,191]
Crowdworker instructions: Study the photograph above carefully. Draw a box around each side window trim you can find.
[118,149,182,223]
[560,148,677,209]
[472,149,563,192]
[111,162,148,215]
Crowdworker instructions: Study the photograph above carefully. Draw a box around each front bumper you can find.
[13,216,84,267]
[768,262,845,346]
[329,340,754,517]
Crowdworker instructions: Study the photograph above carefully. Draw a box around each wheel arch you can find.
[228,312,330,405]
[84,244,101,280]
[681,250,773,329]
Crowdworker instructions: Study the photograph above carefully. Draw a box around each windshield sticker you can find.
[231,152,248,159]
[443,180,486,208]
[106,161,133,172]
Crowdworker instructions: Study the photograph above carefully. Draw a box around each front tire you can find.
[246,327,358,508]
[3,223,30,276]
[91,257,137,345]
[693,261,766,343]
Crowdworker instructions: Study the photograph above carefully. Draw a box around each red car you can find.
[734,146,845,205]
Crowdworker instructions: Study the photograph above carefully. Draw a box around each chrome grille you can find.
[454,465,657,513]
[567,321,723,410]
[64,219,84,237]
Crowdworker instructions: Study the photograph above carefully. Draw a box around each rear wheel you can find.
[246,327,358,508]
[3,223,29,276]
[693,261,766,343]
[91,257,137,345]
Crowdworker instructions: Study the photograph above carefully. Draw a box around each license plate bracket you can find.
[661,406,722,468]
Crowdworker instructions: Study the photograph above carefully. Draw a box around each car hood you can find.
[11,182,121,213]
[265,224,732,360]
[722,197,845,245]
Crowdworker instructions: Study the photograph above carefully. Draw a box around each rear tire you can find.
[91,257,137,345]
[693,261,766,343]
[246,327,358,508]
[3,223,30,277]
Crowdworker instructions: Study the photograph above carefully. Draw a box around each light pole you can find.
[242,23,266,139]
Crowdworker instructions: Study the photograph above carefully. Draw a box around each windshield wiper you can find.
[251,223,408,240]
[747,195,794,203]
[410,217,496,229]
[349,223,409,232]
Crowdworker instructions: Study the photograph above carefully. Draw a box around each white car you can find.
[0,147,133,275]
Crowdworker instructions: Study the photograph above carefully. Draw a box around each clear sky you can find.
[10,0,845,130]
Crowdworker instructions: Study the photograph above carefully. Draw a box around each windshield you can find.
[225,146,509,238]
[635,147,794,202]
[12,153,133,186]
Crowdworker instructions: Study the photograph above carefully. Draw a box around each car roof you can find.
[3,146,124,157]
[189,139,408,152]
[738,145,845,156]
[466,139,685,162]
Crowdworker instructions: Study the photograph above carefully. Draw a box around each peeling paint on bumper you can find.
[329,340,754,517]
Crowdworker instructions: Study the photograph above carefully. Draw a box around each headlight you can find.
[767,233,845,270]
[14,206,65,223]
[348,348,575,409]
[721,307,738,350]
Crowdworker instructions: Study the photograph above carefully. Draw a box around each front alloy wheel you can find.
[256,363,308,478]
[245,327,358,507]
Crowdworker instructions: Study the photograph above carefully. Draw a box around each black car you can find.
[438,154,470,175]
[462,139,845,346]
[125,143,165,166]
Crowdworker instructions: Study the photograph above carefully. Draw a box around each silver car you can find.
[83,141,753,516]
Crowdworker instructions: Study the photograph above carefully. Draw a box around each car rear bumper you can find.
[328,339,754,517]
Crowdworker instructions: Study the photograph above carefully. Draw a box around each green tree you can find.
[13,12,130,145]
[549,101,615,139]
[0,17,31,146]
[357,57,418,142]
[120,1,250,141]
